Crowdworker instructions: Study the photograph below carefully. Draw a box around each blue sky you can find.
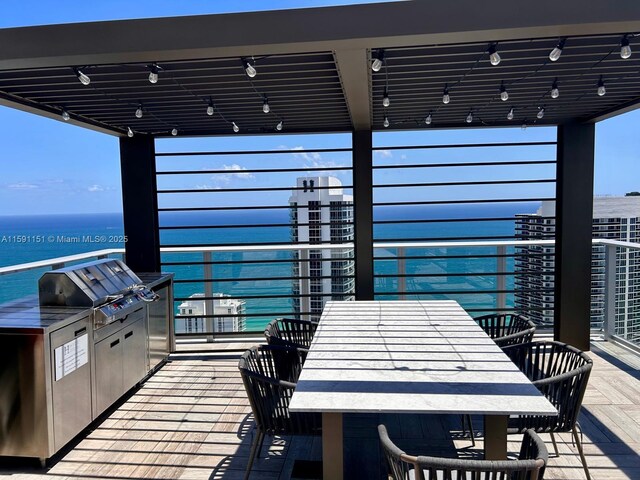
[0,1,638,215]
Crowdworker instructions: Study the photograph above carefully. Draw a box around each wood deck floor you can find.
[1,340,639,480]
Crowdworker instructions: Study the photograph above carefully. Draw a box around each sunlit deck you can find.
[1,338,638,480]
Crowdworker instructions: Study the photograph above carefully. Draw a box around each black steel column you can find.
[119,135,161,273]
[554,122,595,351]
[352,130,374,300]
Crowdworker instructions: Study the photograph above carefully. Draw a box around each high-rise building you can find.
[515,197,640,338]
[178,293,246,333]
[289,176,355,320]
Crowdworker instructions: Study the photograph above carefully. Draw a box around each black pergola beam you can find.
[554,122,595,351]
[0,1,639,70]
[353,130,374,300]
[119,135,161,273]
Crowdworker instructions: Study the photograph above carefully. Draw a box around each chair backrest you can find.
[264,317,318,349]
[238,345,303,434]
[378,425,548,480]
[503,341,593,432]
[474,313,536,347]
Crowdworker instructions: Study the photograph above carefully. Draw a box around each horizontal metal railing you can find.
[0,238,637,352]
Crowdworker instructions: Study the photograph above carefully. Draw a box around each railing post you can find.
[603,243,617,341]
[398,247,406,300]
[496,245,507,310]
[203,251,215,342]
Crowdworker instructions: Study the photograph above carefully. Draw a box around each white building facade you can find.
[178,293,246,333]
[515,197,640,339]
[289,176,355,320]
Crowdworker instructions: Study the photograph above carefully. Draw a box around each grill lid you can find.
[39,258,142,307]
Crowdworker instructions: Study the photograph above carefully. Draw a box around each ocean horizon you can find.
[0,203,541,330]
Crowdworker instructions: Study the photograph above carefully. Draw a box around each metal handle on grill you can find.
[74,327,87,337]
[124,331,133,339]
[110,339,120,348]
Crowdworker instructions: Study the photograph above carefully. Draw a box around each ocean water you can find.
[0,203,539,331]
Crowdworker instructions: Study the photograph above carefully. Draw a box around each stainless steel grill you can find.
[38,258,157,327]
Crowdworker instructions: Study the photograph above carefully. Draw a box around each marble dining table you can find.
[288,300,557,480]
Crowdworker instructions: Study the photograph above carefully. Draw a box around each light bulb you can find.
[232,122,240,133]
[621,37,632,59]
[500,85,509,101]
[507,108,514,120]
[466,112,473,123]
[537,107,545,119]
[521,123,527,131]
[442,88,450,104]
[148,64,159,84]
[135,106,143,119]
[488,45,501,66]
[276,121,283,131]
[551,81,560,99]
[383,116,390,128]
[171,128,178,136]
[75,68,90,86]
[382,90,390,107]
[597,77,606,96]
[549,40,565,62]
[425,114,432,125]
[371,51,384,72]
[61,110,70,121]
[207,105,214,116]
[127,127,134,138]
[244,60,257,78]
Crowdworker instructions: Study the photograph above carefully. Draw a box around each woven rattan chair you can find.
[238,344,320,480]
[503,341,593,480]
[462,314,537,445]
[264,317,318,349]
[474,313,536,347]
[379,424,548,480]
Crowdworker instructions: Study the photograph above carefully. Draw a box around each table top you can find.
[289,300,558,416]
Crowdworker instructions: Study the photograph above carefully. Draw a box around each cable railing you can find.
[0,239,638,351]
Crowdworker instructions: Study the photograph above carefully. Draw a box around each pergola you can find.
[2,0,640,350]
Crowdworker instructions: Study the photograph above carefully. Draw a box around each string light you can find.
[507,108,514,120]
[135,105,143,119]
[488,45,501,66]
[148,64,160,84]
[207,102,214,116]
[243,59,257,78]
[382,89,390,107]
[521,122,527,131]
[500,83,509,101]
[537,106,545,119]
[171,128,178,136]
[466,111,473,123]
[551,80,560,99]
[61,110,70,121]
[127,127,134,138]
[371,50,384,72]
[621,35,632,59]
[276,120,283,131]
[232,122,240,133]
[425,113,432,125]
[549,39,565,62]
[262,97,270,113]
[597,77,606,96]
[442,86,450,104]
[73,68,90,86]
[383,116,390,128]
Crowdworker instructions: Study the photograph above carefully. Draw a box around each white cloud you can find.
[292,146,322,162]
[87,184,104,192]
[211,164,255,184]
[195,184,220,190]
[8,182,38,189]
[374,149,393,158]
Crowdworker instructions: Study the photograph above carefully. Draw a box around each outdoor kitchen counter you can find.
[0,272,173,333]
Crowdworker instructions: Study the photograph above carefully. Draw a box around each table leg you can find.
[484,415,508,460]
[322,412,343,480]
